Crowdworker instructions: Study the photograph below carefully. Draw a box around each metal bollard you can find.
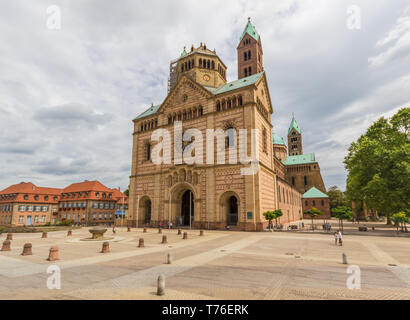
[342,253,348,265]
[138,238,144,248]
[167,252,172,264]
[183,232,188,239]
[42,232,48,238]
[1,240,11,251]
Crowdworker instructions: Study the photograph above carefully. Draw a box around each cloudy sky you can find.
[0,0,409,192]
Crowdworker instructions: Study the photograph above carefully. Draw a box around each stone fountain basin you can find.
[80,228,113,241]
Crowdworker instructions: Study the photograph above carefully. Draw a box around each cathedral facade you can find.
[128,20,326,231]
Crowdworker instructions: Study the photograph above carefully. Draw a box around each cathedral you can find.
[128,19,328,231]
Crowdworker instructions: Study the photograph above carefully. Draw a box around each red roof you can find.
[62,181,113,193]
[111,188,128,204]
[0,182,61,204]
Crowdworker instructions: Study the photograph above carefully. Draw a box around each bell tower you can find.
[288,115,303,156]
[237,18,263,79]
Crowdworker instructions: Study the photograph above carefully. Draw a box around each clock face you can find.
[203,74,210,81]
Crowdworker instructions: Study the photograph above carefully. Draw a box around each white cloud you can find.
[0,0,409,192]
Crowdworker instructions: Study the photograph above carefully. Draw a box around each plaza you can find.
[0,223,409,300]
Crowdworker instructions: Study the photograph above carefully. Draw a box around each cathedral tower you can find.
[237,18,264,79]
[288,115,303,156]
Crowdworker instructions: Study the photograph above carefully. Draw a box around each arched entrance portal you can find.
[180,190,194,226]
[227,196,238,226]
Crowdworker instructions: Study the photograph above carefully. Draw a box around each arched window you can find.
[168,115,172,124]
[207,60,210,69]
[321,200,324,206]
[305,200,308,206]
[226,127,235,148]
[244,52,247,61]
[313,200,316,206]
[199,58,202,67]
[211,61,215,69]
[183,111,187,120]
[238,96,243,106]
[227,99,231,109]
[216,101,221,112]
[244,68,248,77]
[188,109,192,120]
[221,100,226,110]
[188,61,191,69]
[248,50,251,59]
[248,66,252,76]
[193,107,197,118]
[203,59,206,68]
[292,177,295,186]
[304,176,308,186]
[232,97,237,107]
[198,106,203,116]
[146,143,151,161]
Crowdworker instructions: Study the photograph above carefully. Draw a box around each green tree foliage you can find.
[391,212,409,232]
[263,209,283,228]
[344,108,410,224]
[331,206,353,233]
[328,186,349,209]
[304,207,323,230]
[124,189,129,197]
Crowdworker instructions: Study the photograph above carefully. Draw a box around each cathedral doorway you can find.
[220,191,240,227]
[140,197,151,224]
[181,190,194,226]
[227,196,238,226]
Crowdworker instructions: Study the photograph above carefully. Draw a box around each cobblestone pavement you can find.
[0,227,409,300]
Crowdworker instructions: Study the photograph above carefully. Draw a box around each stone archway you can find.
[139,196,152,225]
[169,182,198,227]
[219,191,241,226]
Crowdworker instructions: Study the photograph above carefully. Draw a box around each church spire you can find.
[237,18,263,79]
[288,115,303,156]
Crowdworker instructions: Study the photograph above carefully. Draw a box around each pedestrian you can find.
[169,221,173,229]
[338,230,343,246]
[302,222,305,229]
[334,232,338,245]
[112,226,116,234]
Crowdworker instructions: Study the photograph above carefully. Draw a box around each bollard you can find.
[158,228,162,234]
[67,230,72,237]
[167,252,172,264]
[342,253,348,265]
[6,233,12,241]
[162,235,167,244]
[200,230,204,236]
[21,243,32,256]
[183,232,188,240]
[138,238,144,248]
[42,232,48,239]
[47,246,59,261]
[127,227,131,232]
[157,274,165,296]
[1,240,11,252]
[177,229,181,235]
[143,228,147,233]
[101,242,110,253]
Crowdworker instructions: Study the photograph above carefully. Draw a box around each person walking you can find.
[334,232,338,245]
[338,230,343,246]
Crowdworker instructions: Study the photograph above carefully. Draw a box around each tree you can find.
[344,108,410,225]
[123,189,129,197]
[328,186,349,209]
[263,210,283,229]
[391,212,409,233]
[304,207,323,230]
[331,206,353,233]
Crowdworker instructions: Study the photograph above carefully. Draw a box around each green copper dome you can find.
[240,19,260,42]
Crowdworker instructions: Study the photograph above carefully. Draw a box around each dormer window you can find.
[44,196,49,201]
[102,193,106,198]
[34,195,39,201]
[24,194,28,200]
[96,192,100,198]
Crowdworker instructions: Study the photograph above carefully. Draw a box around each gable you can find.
[158,74,213,116]
[255,73,273,113]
